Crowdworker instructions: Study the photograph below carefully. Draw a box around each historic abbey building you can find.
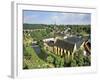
[43,36,86,59]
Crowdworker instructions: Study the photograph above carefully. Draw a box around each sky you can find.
[23,10,91,25]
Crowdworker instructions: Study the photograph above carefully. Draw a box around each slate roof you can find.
[64,36,84,49]
[45,41,54,47]
[55,39,74,52]
[45,36,84,52]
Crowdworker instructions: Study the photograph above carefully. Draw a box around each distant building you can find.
[84,39,91,56]
[63,34,74,39]
[43,38,55,42]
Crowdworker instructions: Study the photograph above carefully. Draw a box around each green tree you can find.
[23,46,32,57]
[74,49,85,66]
[83,55,91,66]
[71,59,77,67]
[54,57,61,67]
[60,58,64,67]
[77,49,84,66]
[23,63,29,69]
[54,57,64,67]
[47,55,54,64]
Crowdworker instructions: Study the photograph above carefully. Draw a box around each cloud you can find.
[23,15,38,23]
[23,11,91,25]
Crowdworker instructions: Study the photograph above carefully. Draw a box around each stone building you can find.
[43,36,84,58]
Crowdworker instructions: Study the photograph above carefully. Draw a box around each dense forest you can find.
[23,24,90,40]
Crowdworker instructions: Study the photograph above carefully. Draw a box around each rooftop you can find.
[45,36,84,52]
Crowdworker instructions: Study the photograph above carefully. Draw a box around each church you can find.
[43,36,85,58]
